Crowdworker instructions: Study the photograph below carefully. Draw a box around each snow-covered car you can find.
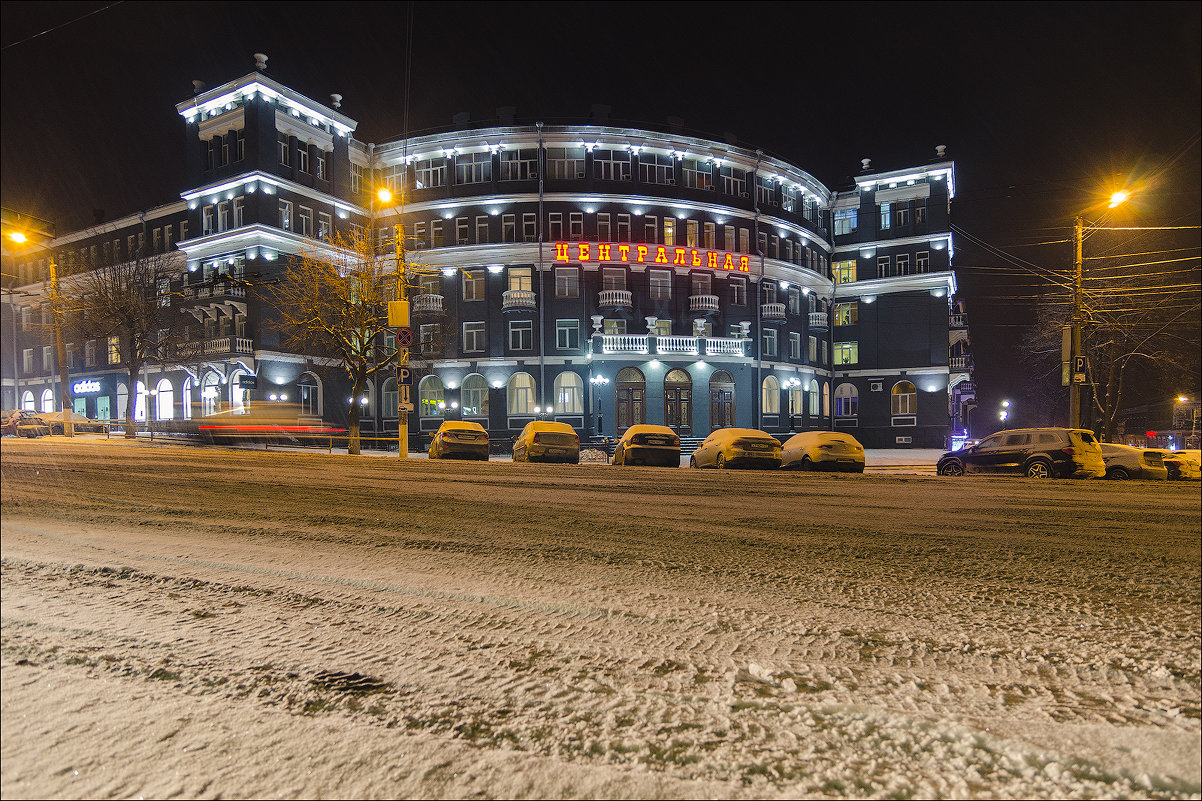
[1162,449,1201,480]
[1,410,52,438]
[936,427,1104,479]
[512,421,579,464]
[1099,443,1167,480]
[689,428,782,470]
[611,425,680,467]
[780,431,865,472]
[428,420,489,461]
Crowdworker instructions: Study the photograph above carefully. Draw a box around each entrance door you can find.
[709,370,735,430]
[663,369,692,434]
[614,367,645,433]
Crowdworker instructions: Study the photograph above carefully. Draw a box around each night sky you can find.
[3,2,1199,427]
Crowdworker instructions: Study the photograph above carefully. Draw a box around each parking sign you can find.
[397,366,411,385]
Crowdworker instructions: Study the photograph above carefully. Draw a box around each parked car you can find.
[38,409,105,434]
[1,410,52,438]
[512,421,579,464]
[1162,449,1202,480]
[611,425,680,467]
[428,420,489,461]
[936,427,1105,479]
[1099,443,1168,480]
[781,431,865,472]
[689,428,782,469]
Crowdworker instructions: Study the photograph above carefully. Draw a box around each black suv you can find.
[936,428,1105,479]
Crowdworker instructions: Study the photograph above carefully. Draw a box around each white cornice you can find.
[833,270,956,299]
[833,232,953,257]
[50,202,189,247]
[180,171,366,218]
[176,75,357,136]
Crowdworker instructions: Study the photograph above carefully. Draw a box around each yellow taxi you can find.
[428,420,490,461]
[689,427,782,469]
[513,421,580,464]
[612,424,680,467]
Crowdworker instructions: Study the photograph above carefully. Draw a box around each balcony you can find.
[950,313,967,328]
[656,335,699,356]
[175,337,254,359]
[412,293,444,315]
[704,337,746,356]
[599,289,633,308]
[761,302,786,320]
[689,294,719,313]
[184,284,245,299]
[501,289,536,310]
[601,334,649,354]
[808,311,828,329]
[950,355,970,370]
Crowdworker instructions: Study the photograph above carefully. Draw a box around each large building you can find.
[2,55,973,449]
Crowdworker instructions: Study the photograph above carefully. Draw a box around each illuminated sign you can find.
[554,242,750,272]
[72,380,101,394]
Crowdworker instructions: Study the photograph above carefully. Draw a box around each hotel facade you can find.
[2,57,974,449]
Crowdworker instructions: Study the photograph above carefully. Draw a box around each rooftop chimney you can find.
[191,80,205,94]
[253,52,268,71]
[329,94,342,109]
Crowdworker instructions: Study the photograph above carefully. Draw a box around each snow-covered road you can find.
[2,438,1199,798]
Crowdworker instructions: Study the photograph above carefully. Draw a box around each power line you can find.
[0,3,123,52]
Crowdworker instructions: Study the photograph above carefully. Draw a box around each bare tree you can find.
[268,228,411,455]
[63,246,188,438]
[1019,225,1201,439]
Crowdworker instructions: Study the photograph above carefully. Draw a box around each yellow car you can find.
[689,428,782,469]
[428,420,489,461]
[612,425,680,467]
[781,431,865,472]
[513,421,579,464]
[1162,449,1201,480]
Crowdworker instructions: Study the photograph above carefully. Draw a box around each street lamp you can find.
[1068,189,1133,429]
[999,399,1011,429]
[589,375,609,437]
[1177,395,1199,448]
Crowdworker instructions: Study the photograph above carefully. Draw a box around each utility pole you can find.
[394,230,409,459]
[48,252,74,435]
[1068,215,1084,429]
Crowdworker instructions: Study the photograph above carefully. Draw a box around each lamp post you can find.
[376,186,410,460]
[589,374,609,437]
[999,399,1011,430]
[1177,395,1199,448]
[1068,190,1132,429]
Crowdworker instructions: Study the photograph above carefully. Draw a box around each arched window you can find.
[382,377,398,419]
[808,379,820,416]
[461,373,489,417]
[297,373,320,417]
[134,381,147,422]
[21,390,35,411]
[155,378,174,421]
[761,375,780,414]
[834,383,859,417]
[892,381,917,415]
[822,382,830,417]
[181,378,193,419]
[507,373,536,415]
[419,375,445,417]
[202,373,222,416]
[116,383,129,418]
[40,388,55,413]
[553,372,583,414]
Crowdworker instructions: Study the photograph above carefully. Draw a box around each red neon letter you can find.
[673,248,687,265]
[637,245,648,263]
[578,243,590,261]
[692,249,702,267]
[598,243,611,261]
[555,243,569,262]
[655,246,669,264]
[619,244,631,261]
[739,255,750,271]
[707,251,718,269]
[723,254,734,270]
